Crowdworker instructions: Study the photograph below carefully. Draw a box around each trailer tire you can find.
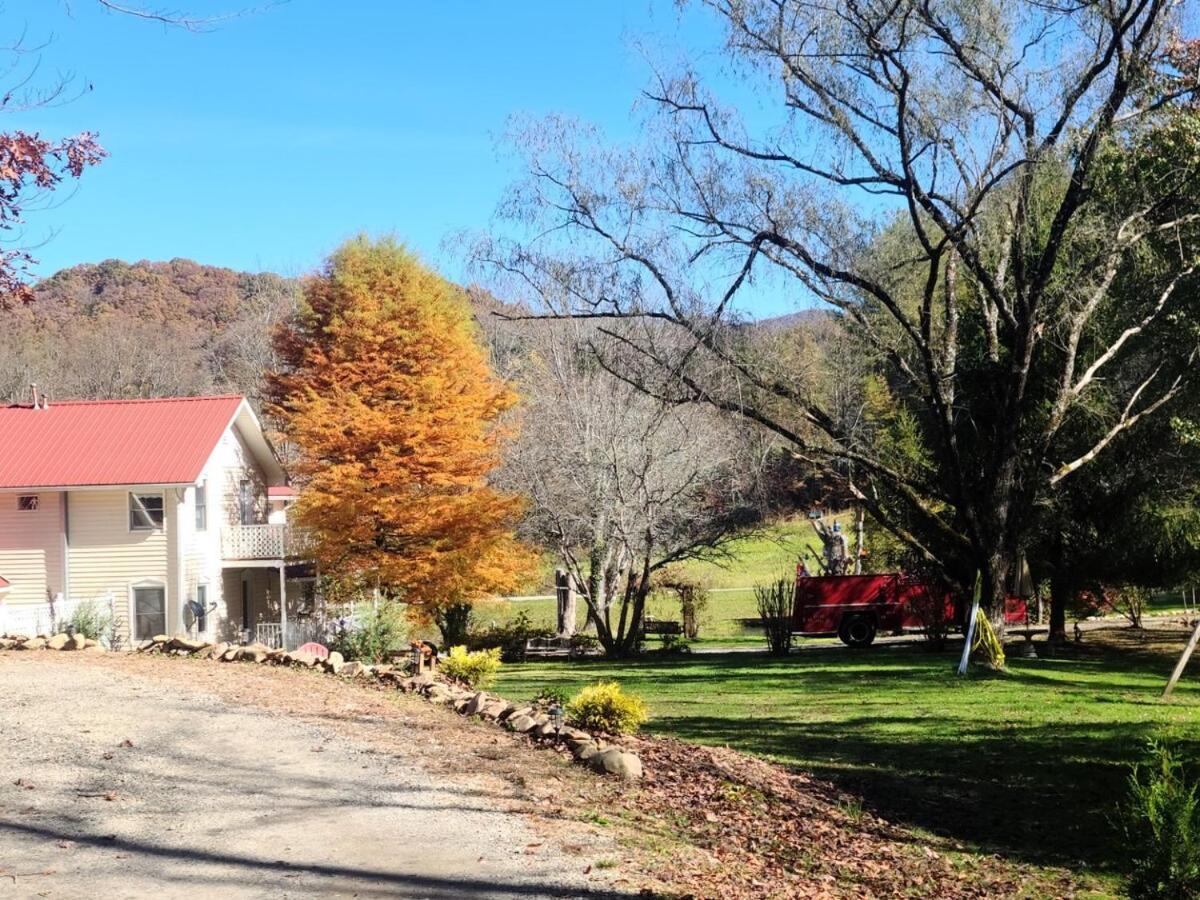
[838,615,876,648]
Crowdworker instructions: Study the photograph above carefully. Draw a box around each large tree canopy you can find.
[267,237,535,615]
[480,0,1200,618]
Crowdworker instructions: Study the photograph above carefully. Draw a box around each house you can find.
[0,393,317,647]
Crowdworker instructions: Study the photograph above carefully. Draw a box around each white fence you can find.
[255,620,326,650]
[0,594,116,643]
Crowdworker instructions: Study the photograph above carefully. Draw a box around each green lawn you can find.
[491,627,1200,881]
[475,515,832,647]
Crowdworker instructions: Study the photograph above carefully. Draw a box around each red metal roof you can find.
[0,395,245,489]
[267,485,297,498]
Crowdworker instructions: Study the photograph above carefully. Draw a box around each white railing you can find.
[1,593,116,641]
[255,620,325,650]
[222,524,309,560]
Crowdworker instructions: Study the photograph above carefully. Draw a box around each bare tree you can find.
[492,317,766,656]
[481,0,1200,623]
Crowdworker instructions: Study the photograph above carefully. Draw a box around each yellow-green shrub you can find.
[566,681,649,735]
[440,645,502,688]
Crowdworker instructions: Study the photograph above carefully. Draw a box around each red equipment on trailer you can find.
[792,573,1028,647]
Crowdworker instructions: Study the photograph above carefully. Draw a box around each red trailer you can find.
[792,573,1027,647]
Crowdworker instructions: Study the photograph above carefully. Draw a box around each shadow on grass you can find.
[501,633,1200,872]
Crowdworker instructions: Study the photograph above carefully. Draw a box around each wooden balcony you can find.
[221,524,308,561]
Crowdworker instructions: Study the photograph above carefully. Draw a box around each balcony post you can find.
[278,563,288,650]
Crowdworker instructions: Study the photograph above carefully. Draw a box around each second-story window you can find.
[195,482,207,531]
[129,493,165,531]
[238,479,253,525]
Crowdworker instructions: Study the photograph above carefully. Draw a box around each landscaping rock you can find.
[589,748,643,780]
[19,637,46,651]
[326,651,344,668]
[243,648,269,663]
[340,661,365,677]
[507,714,537,734]
[571,740,599,761]
[66,634,87,651]
[463,692,491,716]
[220,647,242,662]
[480,700,511,720]
[169,637,207,653]
[209,642,230,660]
[291,651,317,668]
[46,633,70,651]
[151,634,169,644]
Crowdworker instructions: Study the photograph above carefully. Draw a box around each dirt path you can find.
[0,653,634,899]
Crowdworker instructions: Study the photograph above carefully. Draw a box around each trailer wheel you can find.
[838,615,876,648]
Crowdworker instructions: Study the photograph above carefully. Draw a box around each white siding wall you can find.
[198,424,269,639]
[0,491,63,606]
[67,489,169,640]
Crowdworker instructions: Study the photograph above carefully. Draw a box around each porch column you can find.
[278,563,288,650]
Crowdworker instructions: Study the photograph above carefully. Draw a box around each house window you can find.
[17,495,38,511]
[195,584,208,633]
[133,586,166,640]
[238,479,253,526]
[195,482,207,531]
[129,493,165,531]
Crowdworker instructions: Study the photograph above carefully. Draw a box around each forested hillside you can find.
[0,259,299,404]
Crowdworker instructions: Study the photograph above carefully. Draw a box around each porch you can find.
[221,563,321,650]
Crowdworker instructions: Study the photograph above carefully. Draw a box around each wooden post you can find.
[1162,617,1200,701]
[278,564,288,651]
[555,569,577,638]
[853,507,865,575]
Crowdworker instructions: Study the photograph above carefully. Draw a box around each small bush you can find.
[327,602,407,663]
[62,599,112,641]
[755,577,795,656]
[1120,742,1200,900]
[533,686,571,707]
[467,611,555,661]
[567,632,601,656]
[1110,585,1150,629]
[566,681,648,735]
[440,645,503,688]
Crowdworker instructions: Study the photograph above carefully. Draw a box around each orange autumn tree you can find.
[267,236,535,641]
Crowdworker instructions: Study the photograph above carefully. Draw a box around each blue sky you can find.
[4,1,802,310]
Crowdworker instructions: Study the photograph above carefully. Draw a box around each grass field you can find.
[491,627,1200,885]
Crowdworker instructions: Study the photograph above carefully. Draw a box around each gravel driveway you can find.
[0,653,632,899]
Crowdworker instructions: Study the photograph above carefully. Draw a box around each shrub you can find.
[467,611,555,661]
[533,686,571,707]
[326,602,408,663]
[1119,742,1200,900]
[61,599,112,641]
[566,681,648,735]
[567,632,601,656]
[755,577,794,656]
[906,577,954,650]
[440,645,503,688]
[1110,585,1150,629]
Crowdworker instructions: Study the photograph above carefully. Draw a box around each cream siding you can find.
[67,489,170,639]
[0,491,64,605]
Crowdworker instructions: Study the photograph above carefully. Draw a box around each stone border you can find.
[21,633,646,780]
[1,632,107,652]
